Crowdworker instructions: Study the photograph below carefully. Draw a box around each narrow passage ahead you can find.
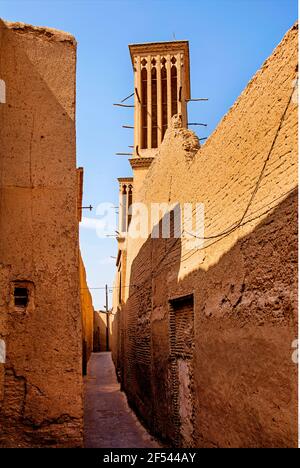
[84,352,160,448]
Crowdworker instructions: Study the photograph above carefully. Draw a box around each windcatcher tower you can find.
[115,41,191,300]
[117,41,191,236]
[129,40,191,158]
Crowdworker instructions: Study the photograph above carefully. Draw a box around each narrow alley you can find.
[0,2,298,451]
[84,353,160,448]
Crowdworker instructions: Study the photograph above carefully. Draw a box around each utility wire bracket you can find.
[113,103,135,108]
[186,98,209,101]
[80,205,93,211]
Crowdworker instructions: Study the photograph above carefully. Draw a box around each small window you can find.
[14,287,29,308]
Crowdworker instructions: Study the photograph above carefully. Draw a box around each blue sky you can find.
[1,0,297,310]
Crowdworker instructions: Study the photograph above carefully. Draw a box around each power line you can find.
[181,187,296,263]
[179,185,295,250]
[80,284,136,291]
[124,82,296,286]
[121,92,134,103]
[183,83,295,242]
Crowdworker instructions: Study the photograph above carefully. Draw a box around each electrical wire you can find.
[183,83,296,242]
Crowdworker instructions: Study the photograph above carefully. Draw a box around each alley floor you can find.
[84,352,160,448]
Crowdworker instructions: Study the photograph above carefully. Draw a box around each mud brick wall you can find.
[0,20,83,447]
[115,23,298,447]
[80,254,94,374]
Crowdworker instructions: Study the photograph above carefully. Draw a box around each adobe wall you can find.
[114,23,298,447]
[79,254,94,374]
[0,20,83,447]
[93,311,112,352]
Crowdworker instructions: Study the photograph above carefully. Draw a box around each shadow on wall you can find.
[113,189,298,448]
